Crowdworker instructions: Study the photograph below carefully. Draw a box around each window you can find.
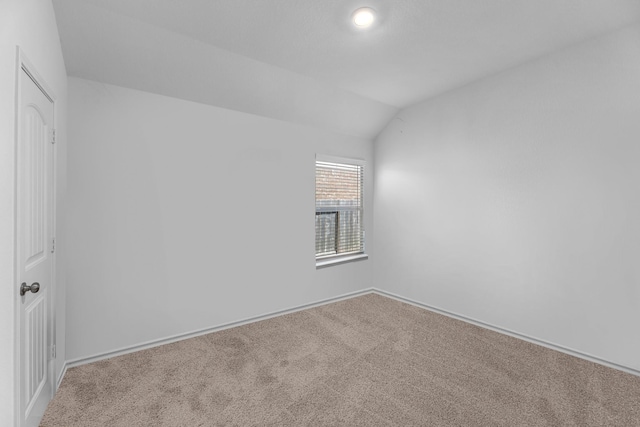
[315,156,366,266]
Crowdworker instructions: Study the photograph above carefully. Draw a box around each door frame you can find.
[13,46,58,427]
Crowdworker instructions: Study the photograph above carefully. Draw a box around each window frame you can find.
[315,154,368,268]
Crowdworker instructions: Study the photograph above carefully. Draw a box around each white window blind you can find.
[315,159,364,259]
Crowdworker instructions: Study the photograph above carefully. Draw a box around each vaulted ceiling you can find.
[53,0,640,139]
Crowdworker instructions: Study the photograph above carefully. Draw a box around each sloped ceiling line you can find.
[53,0,640,139]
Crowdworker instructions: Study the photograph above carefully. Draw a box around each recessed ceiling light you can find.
[352,7,376,28]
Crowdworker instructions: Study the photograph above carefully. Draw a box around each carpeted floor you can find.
[41,293,640,426]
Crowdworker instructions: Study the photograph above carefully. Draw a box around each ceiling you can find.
[53,0,640,139]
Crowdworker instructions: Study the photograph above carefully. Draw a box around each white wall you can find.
[0,0,67,423]
[66,77,373,361]
[374,24,640,371]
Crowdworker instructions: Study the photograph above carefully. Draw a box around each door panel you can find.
[25,295,47,415]
[18,66,54,427]
[24,106,47,267]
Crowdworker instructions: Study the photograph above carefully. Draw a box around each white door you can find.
[17,64,55,427]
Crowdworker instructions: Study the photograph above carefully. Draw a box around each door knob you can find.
[20,282,40,296]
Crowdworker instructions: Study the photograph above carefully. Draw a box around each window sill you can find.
[316,253,368,269]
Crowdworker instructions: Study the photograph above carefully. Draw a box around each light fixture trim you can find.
[352,7,376,28]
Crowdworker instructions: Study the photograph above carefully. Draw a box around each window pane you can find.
[315,159,364,259]
[315,212,337,256]
[337,209,362,253]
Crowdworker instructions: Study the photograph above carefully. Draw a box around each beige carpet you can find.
[41,293,640,426]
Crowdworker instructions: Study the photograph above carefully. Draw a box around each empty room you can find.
[2,0,640,425]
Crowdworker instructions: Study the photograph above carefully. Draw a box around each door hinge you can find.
[51,237,55,253]
[49,345,56,360]
[51,128,56,144]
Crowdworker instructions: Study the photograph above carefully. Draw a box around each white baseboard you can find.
[372,288,640,378]
[61,287,639,380]
[65,288,375,369]
[56,362,68,390]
